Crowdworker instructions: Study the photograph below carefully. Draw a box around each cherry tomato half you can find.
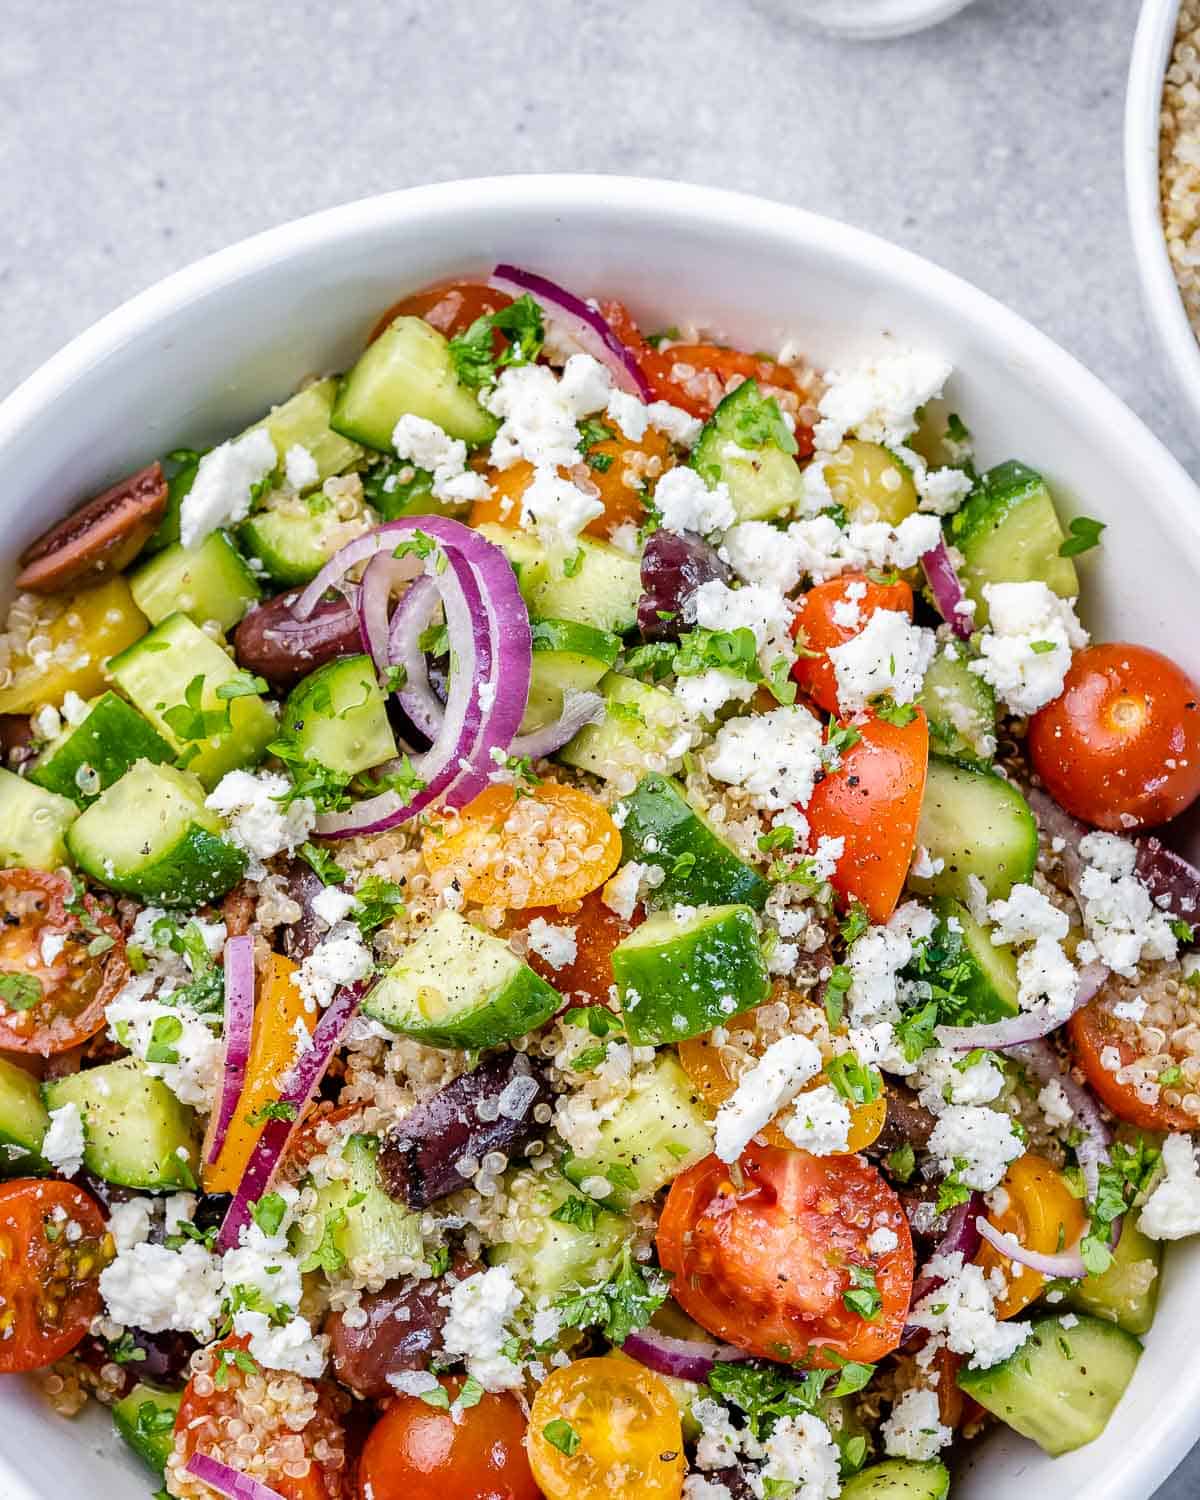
[805,710,930,924]
[0,1178,109,1373]
[1028,642,1200,831]
[657,1146,913,1365]
[1069,996,1194,1131]
[369,280,513,343]
[0,870,127,1055]
[506,888,634,1007]
[790,573,915,716]
[975,1153,1087,1318]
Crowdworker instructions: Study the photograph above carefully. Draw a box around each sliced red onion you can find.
[1025,785,1088,903]
[387,573,444,740]
[902,1192,984,1344]
[1003,1036,1113,1201]
[921,536,973,640]
[935,961,1109,1052]
[205,935,256,1166]
[356,550,423,670]
[509,690,605,760]
[976,1215,1086,1281]
[186,1453,286,1500]
[1136,836,1200,930]
[490,263,653,400]
[623,1326,746,1384]
[216,983,363,1252]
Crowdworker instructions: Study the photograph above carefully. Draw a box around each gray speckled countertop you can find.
[1,0,1197,1493]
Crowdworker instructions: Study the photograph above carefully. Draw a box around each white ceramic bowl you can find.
[2,175,1200,1500]
[1126,0,1200,432]
[792,0,977,40]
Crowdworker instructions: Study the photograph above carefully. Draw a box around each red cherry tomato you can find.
[1069,998,1194,1131]
[1027,642,1200,831]
[805,710,929,924]
[369,281,513,343]
[357,1378,539,1500]
[657,1146,913,1365]
[506,889,635,1007]
[790,574,916,715]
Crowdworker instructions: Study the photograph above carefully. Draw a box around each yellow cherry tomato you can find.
[0,576,147,714]
[421,782,622,909]
[527,1356,685,1500]
[975,1152,1088,1319]
[822,438,918,527]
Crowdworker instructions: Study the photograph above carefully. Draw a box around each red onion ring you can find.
[386,573,444,740]
[186,1453,287,1500]
[509,690,606,760]
[1025,785,1088,904]
[976,1215,1086,1281]
[920,537,973,640]
[622,1326,746,1384]
[205,935,256,1165]
[902,1191,984,1345]
[1135,836,1200,931]
[935,961,1109,1052]
[356,550,423,670]
[1003,1037,1113,1202]
[490,263,653,400]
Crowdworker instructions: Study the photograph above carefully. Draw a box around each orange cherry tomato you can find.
[0,1179,109,1373]
[369,280,513,343]
[505,888,634,1006]
[358,1377,539,1500]
[657,1146,913,1365]
[1069,996,1194,1131]
[0,870,127,1056]
[422,783,622,910]
[790,573,915,715]
[805,710,930,924]
[1027,642,1200,831]
[975,1153,1087,1319]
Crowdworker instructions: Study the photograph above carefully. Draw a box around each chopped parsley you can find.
[297,840,346,885]
[1059,515,1106,558]
[886,1142,917,1184]
[349,876,406,937]
[842,1263,882,1321]
[555,1247,670,1346]
[542,1419,581,1456]
[448,294,545,388]
[0,973,42,1013]
[550,1195,600,1231]
[825,1053,882,1106]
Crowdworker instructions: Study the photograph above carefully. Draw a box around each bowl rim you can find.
[1126,0,1200,433]
[2,173,1200,1500]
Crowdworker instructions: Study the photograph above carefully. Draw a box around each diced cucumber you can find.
[908,757,1037,903]
[67,760,247,906]
[930,895,1019,1022]
[112,1383,183,1475]
[957,1312,1141,1457]
[44,1057,199,1191]
[559,672,692,784]
[917,645,997,762]
[0,1055,50,1175]
[529,537,643,635]
[562,1053,714,1209]
[130,530,261,631]
[28,692,174,806]
[108,613,276,788]
[291,1133,422,1274]
[246,376,364,485]
[364,909,562,1048]
[331,316,496,449]
[839,1460,950,1500]
[239,497,352,588]
[489,1171,633,1303]
[949,460,1080,626]
[823,439,919,527]
[616,773,769,911]
[143,456,198,555]
[691,379,805,520]
[612,903,769,1046]
[474,523,552,604]
[280,654,396,777]
[1064,1217,1161,1336]
[522,618,622,734]
[0,768,78,870]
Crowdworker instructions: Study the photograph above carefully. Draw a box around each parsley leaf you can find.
[350,876,406,937]
[0,973,42,1012]
[448,294,545,388]
[825,1053,882,1106]
[842,1263,882,1321]
[887,1142,917,1184]
[555,1247,670,1346]
[297,841,346,885]
[550,1195,600,1231]
[1059,515,1106,558]
[542,1419,581,1456]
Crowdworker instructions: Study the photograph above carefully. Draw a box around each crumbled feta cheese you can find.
[751,1412,841,1500]
[109,1199,154,1253]
[205,770,316,880]
[986,883,1069,947]
[684,1478,734,1500]
[782,1083,852,1155]
[42,1101,85,1177]
[882,1388,953,1461]
[809,834,844,882]
[32,703,61,740]
[706,703,824,811]
[295,924,374,1011]
[40,932,67,966]
[691,1396,742,1469]
[827,608,936,712]
[969,582,1088,717]
[61,690,89,726]
[907,1251,1032,1368]
[1112,996,1148,1023]
[311,884,357,928]
[845,904,934,1027]
[673,669,757,722]
[391,413,490,505]
[180,428,277,548]
[284,443,319,491]
[1076,832,1179,977]
[927,1105,1024,1191]
[233,1309,327,1376]
[606,389,649,442]
[105,977,222,1107]
[524,917,578,970]
[1037,1078,1075,1129]
[868,1225,900,1255]
[441,1266,524,1390]
[914,1048,1004,1113]
[483,357,609,470]
[654,466,737,537]
[647,401,704,449]
[691,579,795,666]
[601,860,664,922]
[917,465,974,516]
[1139,1133,1200,1239]
[519,464,604,547]
[813,352,952,454]
[714,1034,823,1161]
[1015,935,1080,1022]
[100,1241,223,1336]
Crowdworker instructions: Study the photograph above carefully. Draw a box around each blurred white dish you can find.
[791,0,977,40]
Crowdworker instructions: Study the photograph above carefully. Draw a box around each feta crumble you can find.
[827,608,936,713]
[1139,1133,1200,1240]
[655,466,737,537]
[927,1105,1024,1191]
[882,1388,953,1462]
[907,1251,1032,1369]
[42,1101,85,1177]
[180,428,278,549]
[1075,832,1179,977]
[524,917,578,970]
[713,1033,823,1161]
[284,443,320,492]
[441,1265,524,1390]
[706,703,824,811]
[969,581,1088,717]
[781,1083,852,1155]
[205,769,316,880]
[813,352,953,454]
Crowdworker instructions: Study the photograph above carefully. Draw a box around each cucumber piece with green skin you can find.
[239,497,355,587]
[930,895,1019,1022]
[529,537,643,635]
[144,456,198,555]
[612,903,770,1046]
[908,756,1037,904]
[0,1054,50,1174]
[109,613,276,788]
[917,645,997,763]
[28,692,174,806]
[562,1053,714,1209]
[67,760,247,907]
[489,1171,633,1303]
[0,768,78,870]
[838,1460,950,1500]
[957,1312,1141,1456]
[949,460,1080,626]
[691,378,805,521]
[474,523,551,604]
[44,1057,199,1191]
[559,672,692,785]
[246,375,364,485]
[364,908,562,1048]
[522,618,622,734]
[615,773,769,912]
[331,316,497,450]
[112,1384,183,1474]
[130,529,261,631]
[1063,1216,1162,1335]
[291,1133,422,1271]
[280,654,397,777]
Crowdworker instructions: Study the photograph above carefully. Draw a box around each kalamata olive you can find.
[326,1277,454,1398]
[233,590,362,690]
[637,527,731,641]
[0,715,34,770]
[17,463,168,593]
[379,1052,550,1209]
[867,1082,936,1160]
[78,1327,198,1394]
[277,860,331,963]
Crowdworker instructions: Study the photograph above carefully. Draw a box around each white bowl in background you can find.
[2,175,1200,1500]
[792,0,976,40]
[1127,0,1200,432]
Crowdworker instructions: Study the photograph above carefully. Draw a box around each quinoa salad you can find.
[1161,0,1200,337]
[2,267,1200,1500]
